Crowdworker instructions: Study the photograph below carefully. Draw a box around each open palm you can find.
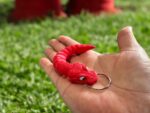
[40,27,150,113]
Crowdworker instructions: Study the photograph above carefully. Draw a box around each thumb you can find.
[117,26,141,51]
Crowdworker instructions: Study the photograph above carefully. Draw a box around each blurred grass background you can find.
[0,0,150,112]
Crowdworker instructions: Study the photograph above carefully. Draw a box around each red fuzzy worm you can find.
[53,44,98,85]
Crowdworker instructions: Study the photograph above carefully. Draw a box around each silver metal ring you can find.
[88,73,112,90]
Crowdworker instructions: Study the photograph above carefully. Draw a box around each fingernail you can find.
[128,26,132,32]
[49,39,56,45]
[51,39,56,42]
[122,26,132,33]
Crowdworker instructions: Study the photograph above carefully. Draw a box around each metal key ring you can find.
[88,73,112,90]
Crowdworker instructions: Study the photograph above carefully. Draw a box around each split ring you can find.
[88,73,112,90]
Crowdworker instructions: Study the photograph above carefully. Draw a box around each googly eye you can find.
[79,76,86,81]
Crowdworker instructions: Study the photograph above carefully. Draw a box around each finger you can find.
[40,57,58,83]
[117,26,141,51]
[49,39,66,51]
[40,57,70,92]
[45,48,56,62]
[40,58,87,101]
[58,35,80,46]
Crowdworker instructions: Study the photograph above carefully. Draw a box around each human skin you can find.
[40,26,150,113]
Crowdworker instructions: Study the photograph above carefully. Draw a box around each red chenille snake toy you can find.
[53,44,98,85]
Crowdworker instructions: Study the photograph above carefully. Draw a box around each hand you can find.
[40,26,150,113]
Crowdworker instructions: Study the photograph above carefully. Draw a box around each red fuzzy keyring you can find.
[53,44,98,85]
[53,44,112,90]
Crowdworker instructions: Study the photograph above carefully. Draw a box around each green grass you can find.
[0,0,150,112]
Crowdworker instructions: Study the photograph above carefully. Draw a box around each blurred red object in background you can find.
[66,0,119,15]
[9,0,65,22]
[9,0,119,22]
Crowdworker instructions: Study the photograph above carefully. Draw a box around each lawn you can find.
[0,0,150,112]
